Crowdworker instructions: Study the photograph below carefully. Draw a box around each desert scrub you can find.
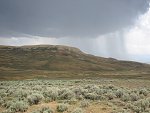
[105,84,116,90]
[56,103,68,112]
[8,100,28,112]
[31,107,53,113]
[121,93,130,102]
[43,87,59,102]
[76,95,84,100]
[32,85,43,91]
[13,89,28,99]
[134,99,149,111]
[115,89,124,98]
[67,98,78,105]
[95,89,107,95]
[0,97,4,105]
[59,88,75,100]
[1,80,150,113]
[106,92,116,100]
[146,97,150,103]
[80,100,89,108]
[73,87,84,99]
[130,93,139,101]
[125,99,150,113]
[84,85,99,93]
[71,108,84,113]
[27,93,44,105]
[84,92,100,100]
[2,99,16,108]
[73,86,83,94]
[139,88,148,96]
[124,104,137,113]
[0,89,8,97]
[132,106,142,113]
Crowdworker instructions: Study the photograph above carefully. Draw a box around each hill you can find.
[0,45,150,80]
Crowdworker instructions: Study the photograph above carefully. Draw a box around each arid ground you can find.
[0,78,150,113]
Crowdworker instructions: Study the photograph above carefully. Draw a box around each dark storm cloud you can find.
[0,0,149,38]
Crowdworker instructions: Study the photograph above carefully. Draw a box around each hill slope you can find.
[0,45,150,80]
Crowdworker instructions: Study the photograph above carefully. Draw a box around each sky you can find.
[0,0,150,63]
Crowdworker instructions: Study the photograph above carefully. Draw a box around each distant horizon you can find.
[1,44,150,64]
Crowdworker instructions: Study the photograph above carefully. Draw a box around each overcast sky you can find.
[0,0,150,63]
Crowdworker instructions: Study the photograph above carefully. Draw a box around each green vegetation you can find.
[56,104,68,112]
[27,93,44,105]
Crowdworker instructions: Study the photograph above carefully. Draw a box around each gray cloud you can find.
[0,0,150,63]
[0,0,149,38]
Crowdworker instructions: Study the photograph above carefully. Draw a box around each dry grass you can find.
[23,101,112,113]
[1,45,150,81]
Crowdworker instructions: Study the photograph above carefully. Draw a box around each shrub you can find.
[43,87,59,101]
[32,85,42,91]
[96,89,107,95]
[44,97,53,103]
[106,84,115,90]
[87,85,99,93]
[115,89,124,98]
[0,97,4,106]
[9,100,28,112]
[59,89,75,100]
[3,100,14,108]
[125,103,134,110]
[14,89,28,98]
[80,100,89,108]
[56,104,68,112]
[0,89,7,98]
[106,92,116,100]
[76,94,83,100]
[134,99,149,111]
[67,98,78,105]
[139,89,148,96]
[121,93,130,102]
[146,97,150,103]
[73,87,84,100]
[130,93,139,101]
[132,106,141,113]
[84,93,100,100]
[71,108,84,113]
[27,93,44,105]
[73,87,84,96]
[125,100,149,113]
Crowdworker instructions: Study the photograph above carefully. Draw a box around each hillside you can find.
[0,45,150,80]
